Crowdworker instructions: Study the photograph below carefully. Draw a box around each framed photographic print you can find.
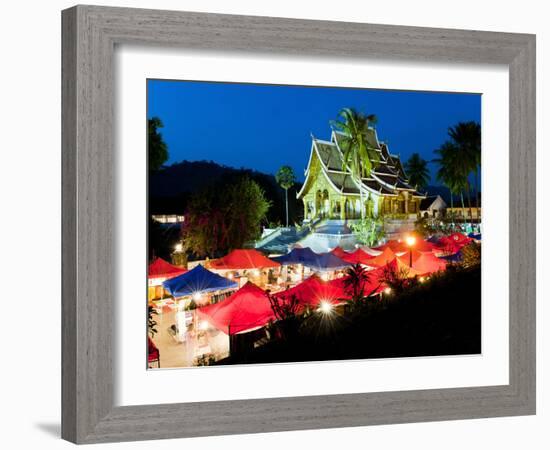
[62,5,536,444]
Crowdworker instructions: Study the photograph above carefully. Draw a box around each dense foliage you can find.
[461,241,481,268]
[349,217,384,246]
[181,176,271,257]
[433,121,481,220]
[149,160,303,225]
[148,117,169,171]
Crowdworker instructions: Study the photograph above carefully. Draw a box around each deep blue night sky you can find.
[147,79,481,184]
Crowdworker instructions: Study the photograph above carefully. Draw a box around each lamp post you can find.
[405,235,416,267]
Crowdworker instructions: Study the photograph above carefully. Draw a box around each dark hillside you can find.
[149,160,303,225]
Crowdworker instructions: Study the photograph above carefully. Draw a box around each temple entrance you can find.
[322,190,329,218]
[315,190,322,218]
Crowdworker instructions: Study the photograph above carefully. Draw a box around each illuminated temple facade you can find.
[297,128,426,221]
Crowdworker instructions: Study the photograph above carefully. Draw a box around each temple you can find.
[297,128,426,221]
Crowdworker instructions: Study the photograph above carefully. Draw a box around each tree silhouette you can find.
[404,152,430,190]
[275,165,296,227]
[148,117,169,171]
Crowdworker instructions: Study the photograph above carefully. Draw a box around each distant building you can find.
[446,207,482,222]
[151,214,184,224]
[297,128,426,221]
[419,195,447,218]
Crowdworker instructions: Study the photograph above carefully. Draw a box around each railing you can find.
[383,213,418,221]
[254,228,284,248]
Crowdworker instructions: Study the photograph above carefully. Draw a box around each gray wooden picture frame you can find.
[62,5,536,444]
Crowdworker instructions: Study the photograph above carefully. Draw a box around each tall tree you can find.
[181,176,271,257]
[448,122,481,220]
[148,117,169,171]
[331,108,379,219]
[404,153,430,190]
[275,165,296,227]
[434,142,461,226]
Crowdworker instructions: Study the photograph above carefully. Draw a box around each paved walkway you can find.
[150,310,230,369]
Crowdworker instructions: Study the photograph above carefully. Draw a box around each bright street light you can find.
[318,300,333,314]
[405,235,416,267]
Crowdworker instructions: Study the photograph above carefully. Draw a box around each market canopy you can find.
[197,282,275,335]
[383,257,425,278]
[413,239,440,253]
[341,248,375,265]
[330,246,349,259]
[210,249,280,270]
[162,264,238,298]
[273,248,350,272]
[365,247,398,267]
[397,249,423,265]
[148,257,187,280]
[374,240,408,254]
[452,232,473,243]
[399,251,447,274]
[273,247,319,266]
[275,274,348,308]
[438,233,472,254]
[307,252,351,272]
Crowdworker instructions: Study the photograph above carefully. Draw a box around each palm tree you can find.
[448,122,481,220]
[275,165,296,227]
[331,108,379,219]
[342,263,378,311]
[404,153,430,190]
[434,142,461,226]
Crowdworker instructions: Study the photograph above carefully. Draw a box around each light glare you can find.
[318,300,333,314]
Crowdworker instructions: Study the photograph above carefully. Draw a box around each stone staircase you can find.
[254,227,309,254]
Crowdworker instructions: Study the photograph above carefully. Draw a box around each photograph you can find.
[146,80,482,369]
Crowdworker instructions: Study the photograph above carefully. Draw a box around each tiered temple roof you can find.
[298,129,426,199]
